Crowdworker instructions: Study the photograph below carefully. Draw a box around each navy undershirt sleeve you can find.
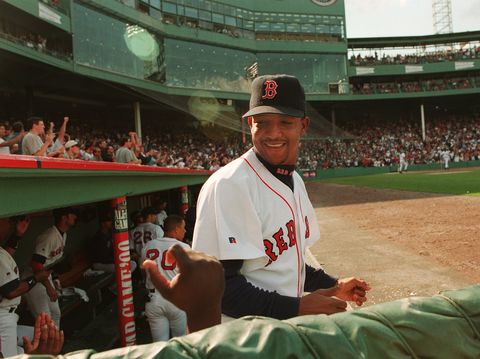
[31,253,47,264]
[0,278,20,297]
[304,264,338,292]
[221,259,300,320]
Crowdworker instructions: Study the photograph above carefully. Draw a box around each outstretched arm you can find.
[143,245,224,332]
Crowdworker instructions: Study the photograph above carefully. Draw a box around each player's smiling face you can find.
[248,113,309,165]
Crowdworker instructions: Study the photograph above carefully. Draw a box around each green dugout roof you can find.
[0,155,211,218]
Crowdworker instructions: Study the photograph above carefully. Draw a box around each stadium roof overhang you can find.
[348,30,480,49]
[0,155,211,218]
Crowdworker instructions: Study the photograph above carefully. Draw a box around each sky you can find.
[345,0,480,38]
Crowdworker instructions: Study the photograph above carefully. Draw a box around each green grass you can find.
[319,169,480,196]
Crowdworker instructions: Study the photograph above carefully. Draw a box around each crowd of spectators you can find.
[351,76,478,95]
[0,18,72,60]
[1,113,479,171]
[350,46,480,66]
[298,114,480,170]
[0,117,248,171]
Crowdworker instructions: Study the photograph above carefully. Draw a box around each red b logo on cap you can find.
[262,80,278,100]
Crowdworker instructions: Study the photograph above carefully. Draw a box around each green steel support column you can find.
[420,103,426,141]
[134,101,142,141]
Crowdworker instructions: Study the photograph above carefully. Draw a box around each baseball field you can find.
[319,168,480,196]
[305,167,480,307]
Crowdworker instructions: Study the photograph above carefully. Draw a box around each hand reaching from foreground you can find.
[143,245,225,333]
[23,312,64,355]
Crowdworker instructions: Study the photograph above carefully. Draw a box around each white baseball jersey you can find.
[442,151,451,162]
[0,249,22,357]
[130,222,164,256]
[23,226,66,278]
[192,148,320,298]
[23,226,65,326]
[141,237,190,290]
[156,210,168,228]
[0,247,21,308]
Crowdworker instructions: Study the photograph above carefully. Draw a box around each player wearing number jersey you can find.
[130,207,164,260]
[141,215,190,342]
[193,75,370,320]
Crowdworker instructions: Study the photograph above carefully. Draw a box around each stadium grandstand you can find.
[0,0,479,354]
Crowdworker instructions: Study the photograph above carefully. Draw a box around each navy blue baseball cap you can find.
[242,74,306,119]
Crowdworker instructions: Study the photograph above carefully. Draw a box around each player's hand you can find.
[299,289,347,315]
[15,216,31,236]
[34,270,52,283]
[46,285,58,302]
[334,277,371,306]
[143,245,224,332]
[63,116,69,122]
[23,312,64,355]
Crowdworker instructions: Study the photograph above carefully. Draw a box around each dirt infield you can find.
[306,182,480,306]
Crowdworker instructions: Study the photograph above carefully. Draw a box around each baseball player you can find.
[23,207,77,326]
[398,150,408,173]
[154,198,168,229]
[192,74,370,320]
[141,215,190,341]
[130,207,164,261]
[441,148,451,170]
[0,216,50,357]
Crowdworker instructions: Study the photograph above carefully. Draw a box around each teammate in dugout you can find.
[24,207,78,327]
[192,74,370,320]
[141,215,191,342]
[0,216,63,357]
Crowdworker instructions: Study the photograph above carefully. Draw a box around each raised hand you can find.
[143,245,224,332]
[23,312,64,355]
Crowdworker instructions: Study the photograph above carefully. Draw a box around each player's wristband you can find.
[25,276,37,290]
[4,234,21,250]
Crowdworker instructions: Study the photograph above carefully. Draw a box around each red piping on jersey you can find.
[243,157,302,297]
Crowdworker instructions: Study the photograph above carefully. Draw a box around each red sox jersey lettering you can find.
[146,248,176,270]
[49,246,64,258]
[262,80,278,99]
[264,219,297,265]
[192,149,321,298]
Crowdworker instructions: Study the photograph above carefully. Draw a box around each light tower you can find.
[432,0,453,34]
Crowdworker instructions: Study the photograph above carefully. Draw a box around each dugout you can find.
[0,154,210,349]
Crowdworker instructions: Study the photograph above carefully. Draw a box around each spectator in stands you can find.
[92,147,103,161]
[63,140,80,160]
[5,121,25,154]
[22,117,51,156]
[80,142,94,161]
[115,136,140,164]
[0,122,24,154]
[48,117,69,157]
[24,207,78,327]
[98,140,110,161]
